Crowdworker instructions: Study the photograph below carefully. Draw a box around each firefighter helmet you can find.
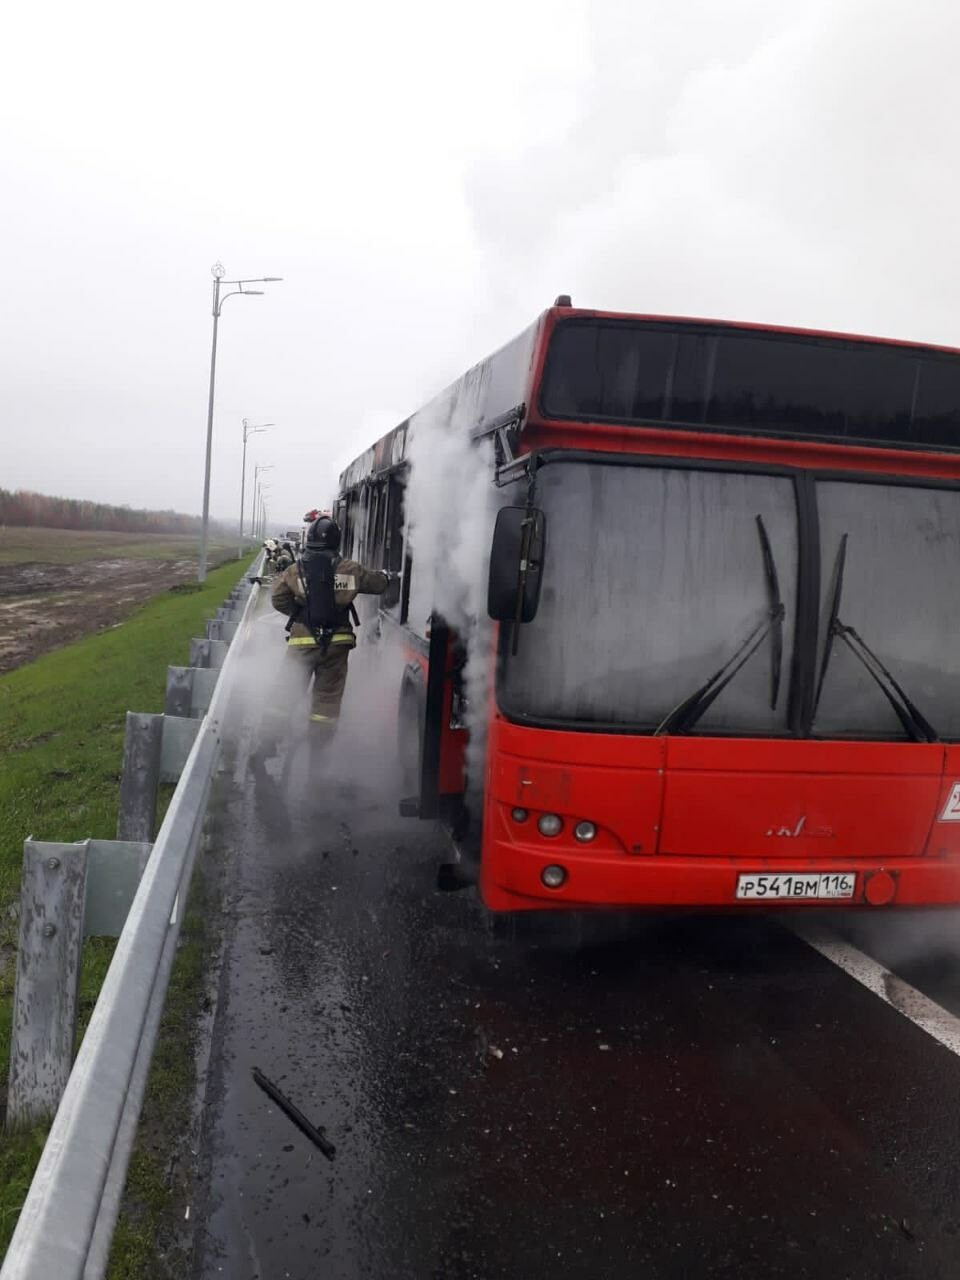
[306,516,341,551]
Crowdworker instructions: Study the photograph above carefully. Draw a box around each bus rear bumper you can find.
[479,846,960,913]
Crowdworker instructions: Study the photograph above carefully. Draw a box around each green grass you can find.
[0,560,243,1258]
[0,1125,47,1247]
[0,527,246,565]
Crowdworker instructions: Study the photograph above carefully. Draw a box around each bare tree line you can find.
[0,488,227,536]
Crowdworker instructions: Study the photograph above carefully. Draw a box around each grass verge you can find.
[0,559,243,1258]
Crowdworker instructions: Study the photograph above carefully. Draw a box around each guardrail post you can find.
[189,637,229,669]
[166,666,218,718]
[116,712,163,842]
[83,841,153,939]
[191,668,219,713]
[160,715,202,783]
[165,666,194,716]
[7,841,88,1131]
[209,639,230,668]
[189,638,212,668]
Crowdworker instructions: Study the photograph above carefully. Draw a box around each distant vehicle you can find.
[337,298,960,913]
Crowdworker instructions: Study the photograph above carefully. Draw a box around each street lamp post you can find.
[239,419,272,557]
[253,464,273,545]
[257,484,273,540]
[250,463,267,546]
[198,262,282,584]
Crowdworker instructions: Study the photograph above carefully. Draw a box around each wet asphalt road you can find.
[191,680,960,1278]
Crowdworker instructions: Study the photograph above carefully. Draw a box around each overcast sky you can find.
[3,0,959,529]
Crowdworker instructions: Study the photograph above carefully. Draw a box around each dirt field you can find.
[0,527,239,566]
[0,530,242,674]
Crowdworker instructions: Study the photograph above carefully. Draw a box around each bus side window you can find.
[400,545,412,624]
[373,481,388,567]
[340,496,353,558]
[383,473,406,611]
[396,469,413,624]
[358,484,374,563]
[360,482,382,566]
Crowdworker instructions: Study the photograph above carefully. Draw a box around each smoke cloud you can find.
[404,402,504,796]
[229,584,408,823]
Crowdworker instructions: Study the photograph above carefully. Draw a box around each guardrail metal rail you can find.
[2,563,264,1280]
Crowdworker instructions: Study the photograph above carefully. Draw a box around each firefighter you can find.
[263,538,281,575]
[274,540,296,573]
[271,515,391,733]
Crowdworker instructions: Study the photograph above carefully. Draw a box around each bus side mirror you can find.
[487,507,546,623]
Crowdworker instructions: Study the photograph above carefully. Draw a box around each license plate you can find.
[735,872,856,901]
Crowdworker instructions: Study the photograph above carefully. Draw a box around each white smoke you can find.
[329,621,407,795]
[403,400,504,796]
[224,597,305,751]
[225,583,408,806]
[229,403,508,812]
[835,909,960,973]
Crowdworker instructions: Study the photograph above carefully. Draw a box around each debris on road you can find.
[251,1067,336,1162]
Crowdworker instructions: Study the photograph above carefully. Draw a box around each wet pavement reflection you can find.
[192,651,960,1278]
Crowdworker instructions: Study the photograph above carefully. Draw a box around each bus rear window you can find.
[540,320,960,449]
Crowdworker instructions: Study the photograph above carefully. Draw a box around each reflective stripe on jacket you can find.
[288,631,357,649]
[271,557,389,645]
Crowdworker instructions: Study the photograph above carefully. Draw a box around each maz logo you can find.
[765,816,835,839]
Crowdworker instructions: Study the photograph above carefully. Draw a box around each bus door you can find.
[400,615,467,825]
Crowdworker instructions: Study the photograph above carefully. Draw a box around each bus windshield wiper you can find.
[813,534,937,743]
[656,515,784,736]
[756,513,784,710]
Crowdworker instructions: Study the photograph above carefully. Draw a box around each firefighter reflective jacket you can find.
[271,557,389,648]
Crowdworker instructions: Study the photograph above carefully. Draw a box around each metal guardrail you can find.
[2,568,263,1280]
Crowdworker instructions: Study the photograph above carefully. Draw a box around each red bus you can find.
[336,298,960,912]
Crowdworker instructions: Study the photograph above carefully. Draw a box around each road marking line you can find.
[790,921,960,1059]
